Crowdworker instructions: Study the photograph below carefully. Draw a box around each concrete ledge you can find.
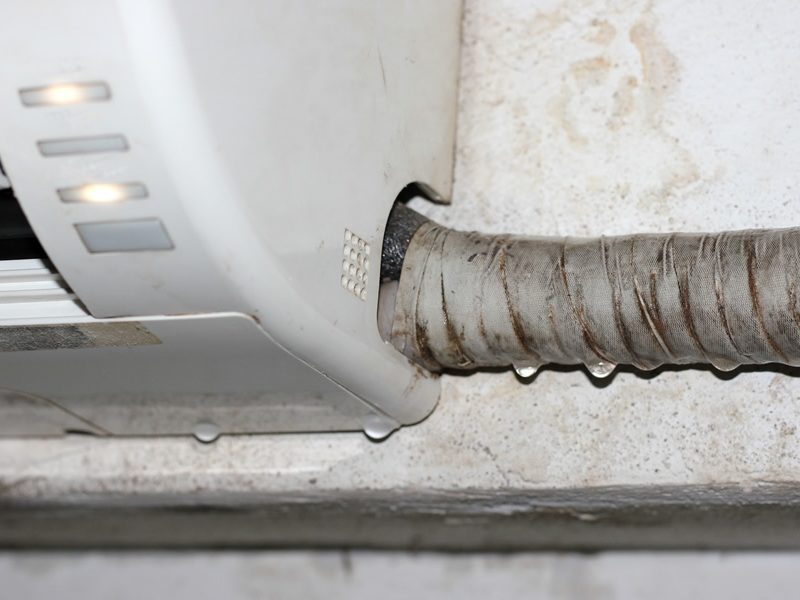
[4,485,800,549]
[3,363,800,548]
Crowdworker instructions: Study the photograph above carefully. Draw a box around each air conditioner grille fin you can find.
[0,259,87,321]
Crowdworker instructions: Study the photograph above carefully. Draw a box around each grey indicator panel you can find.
[38,135,128,157]
[75,219,174,253]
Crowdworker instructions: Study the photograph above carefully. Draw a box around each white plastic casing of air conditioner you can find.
[0,0,462,439]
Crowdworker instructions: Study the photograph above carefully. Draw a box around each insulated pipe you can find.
[386,206,800,377]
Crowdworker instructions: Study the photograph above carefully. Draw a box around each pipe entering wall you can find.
[384,205,800,378]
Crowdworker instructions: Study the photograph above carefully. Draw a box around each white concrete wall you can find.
[415,0,800,490]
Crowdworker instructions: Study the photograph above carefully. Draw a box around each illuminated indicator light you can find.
[19,82,110,107]
[57,183,147,204]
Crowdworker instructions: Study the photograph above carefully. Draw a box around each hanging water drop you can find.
[513,364,539,378]
[363,414,399,441]
[710,357,740,372]
[193,421,221,443]
[586,360,616,379]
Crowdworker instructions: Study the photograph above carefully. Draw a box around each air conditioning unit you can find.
[0,0,462,440]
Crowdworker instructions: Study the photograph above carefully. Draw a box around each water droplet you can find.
[710,358,739,372]
[586,360,616,379]
[363,414,399,441]
[193,422,220,443]
[513,364,539,378]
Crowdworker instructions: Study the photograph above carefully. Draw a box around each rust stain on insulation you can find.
[675,263,711,362]
[414,321,436,367]
[547,305,569,359]
[746,235,788,362]
[600,237,642,366]
[478,313,492,348]
[629,234,672,360]
[648,272,674,358]
[788,282,800,330]
[558,244,613,364]
[409,224,444,368]
[611,284,638,364]
[499,243,543,363]
[712,234,747,359]
[411,257,437,363]
[633,277,671,360]
[440,274,472,367]
[602,239,646,368]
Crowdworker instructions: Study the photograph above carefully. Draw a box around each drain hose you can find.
[388,211,800,377]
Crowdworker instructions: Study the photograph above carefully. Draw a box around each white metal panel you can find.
[0,313,378,435]
[0,0,462,429]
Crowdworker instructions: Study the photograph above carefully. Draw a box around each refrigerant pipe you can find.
[382,203,800,377]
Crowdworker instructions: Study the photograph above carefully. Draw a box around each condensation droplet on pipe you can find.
[586,360,616,379]
[710,358,740,372]
[193,422,221,443]
[513,364,539,378]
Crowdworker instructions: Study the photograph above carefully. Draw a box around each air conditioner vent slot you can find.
[0,161,86,322]
[0,186,47,261]
[0,259,87,322]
